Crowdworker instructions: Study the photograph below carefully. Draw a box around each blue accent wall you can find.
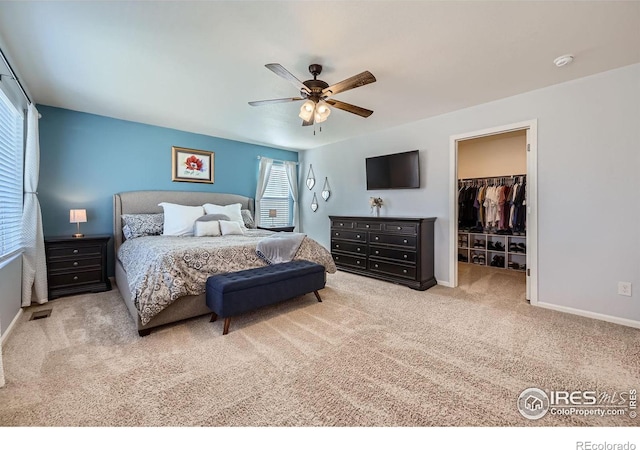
[37,105,298,273]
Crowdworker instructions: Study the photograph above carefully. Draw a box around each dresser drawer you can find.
[332,253,366,269]
[49,269,103,287]
[331,229,366,242]
[370,233,417,248]
[369,246,416,263]
[355,221,382,231]
[369,260,416,279]
[47,244,102,258]
[382,223,417,234]
[48,257,102,271]
[331,240,366,255]
[331,220,355,229]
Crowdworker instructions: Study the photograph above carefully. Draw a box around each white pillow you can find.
[158,202,204,236]
[194,220,221,237]
[203,203,245,229]
[219,220,244,236]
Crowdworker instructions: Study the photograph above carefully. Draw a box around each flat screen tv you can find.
[366,150,420,190]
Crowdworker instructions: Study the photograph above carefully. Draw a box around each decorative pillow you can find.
[194,220,221,237]
[219,220,244,236]
[193,214,229,237]
[121,213,164,240]
[158,202,204,236]
[196,214,230,222]
[241,209,256,229]
[203,203,245,229]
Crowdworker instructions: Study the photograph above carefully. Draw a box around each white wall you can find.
[300,63,640,324]
[458,130,526,179]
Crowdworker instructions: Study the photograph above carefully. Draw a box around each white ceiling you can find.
[0,1,638,151]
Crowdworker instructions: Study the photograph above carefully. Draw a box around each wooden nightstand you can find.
[257,226,295,232]
[45,235,112,299]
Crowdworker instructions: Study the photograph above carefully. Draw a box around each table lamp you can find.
[70,209,87,238]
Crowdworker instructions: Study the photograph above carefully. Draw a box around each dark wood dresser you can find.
[329,216,436,290]
[45,235,112,299]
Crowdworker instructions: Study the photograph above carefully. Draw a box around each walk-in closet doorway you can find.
[449,120,538,304]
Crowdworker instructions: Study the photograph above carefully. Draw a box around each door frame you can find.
[448,119,538,304]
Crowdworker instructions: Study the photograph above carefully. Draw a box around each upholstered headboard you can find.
[113,190,254,253]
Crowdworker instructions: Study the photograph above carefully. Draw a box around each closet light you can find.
[553,54,574,67]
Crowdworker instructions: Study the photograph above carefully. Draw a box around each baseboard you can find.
[0,308,23,347]
[436,279,453,288]
[536,301,640,329]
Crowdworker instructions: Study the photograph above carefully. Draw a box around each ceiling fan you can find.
[248,63,376,126]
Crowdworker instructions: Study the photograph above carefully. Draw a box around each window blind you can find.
[259,163,290,226]
[0,87,24,260]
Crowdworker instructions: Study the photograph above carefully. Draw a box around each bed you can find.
[113,190,336,335]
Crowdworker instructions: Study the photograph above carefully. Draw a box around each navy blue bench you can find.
[205,260,325,335]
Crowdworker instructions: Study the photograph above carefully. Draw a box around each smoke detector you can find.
[554,54,574,67]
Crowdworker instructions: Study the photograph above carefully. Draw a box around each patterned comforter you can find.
[117,230,337,325]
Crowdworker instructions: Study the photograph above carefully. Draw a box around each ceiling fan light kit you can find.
[250,63,376,127]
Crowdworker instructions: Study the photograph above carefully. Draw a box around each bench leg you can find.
[313,290,322,302]
[210,312,217,322]
[223,318,231,335]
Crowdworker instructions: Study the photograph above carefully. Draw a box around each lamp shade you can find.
[315,100,331,123]
[298,100,316,122]
[268,209,277,218]
[69,209,87,224]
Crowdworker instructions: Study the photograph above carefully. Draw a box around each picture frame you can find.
[171,146,214,183]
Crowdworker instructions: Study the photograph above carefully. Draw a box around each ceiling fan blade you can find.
[322,71,376,97]
[265,63,311,94]
[325,99,373,118]
[248,97,304,106]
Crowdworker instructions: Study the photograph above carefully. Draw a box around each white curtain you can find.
[255,157,273,227]
[21,103,48,307]
[284,161,299,231]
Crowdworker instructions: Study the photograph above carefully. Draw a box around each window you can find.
[0,87,24,261]
[259,163,290,226]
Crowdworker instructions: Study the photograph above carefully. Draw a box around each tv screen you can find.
[366,150,420,190]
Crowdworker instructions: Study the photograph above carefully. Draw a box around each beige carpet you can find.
[0,265,638,427]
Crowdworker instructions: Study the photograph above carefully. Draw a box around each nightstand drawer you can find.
[48,257,102,271]
[48,245,102,258]
[332,253,366,269]
[49,269,103,287]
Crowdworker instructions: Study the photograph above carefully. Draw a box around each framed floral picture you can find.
[171,146,214,183]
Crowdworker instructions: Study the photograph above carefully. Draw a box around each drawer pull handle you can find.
[340,223,343,226]
[73,249,79,254]
[73,276,78,281]
[397,226,401,230]
[375,237,379,240]
[335,232,339,236]
[336,244,339,248]
[356,261,360,265]
[403,269,408,274]
[73,261,79,266]
[335,256,339,260]
[366,225,370,228]
[357,235,360,238]
[403,239,408,243]
[374,264,378,268]
[403,255,408,259]
[375,251,379,254]
[357,247,361,252]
